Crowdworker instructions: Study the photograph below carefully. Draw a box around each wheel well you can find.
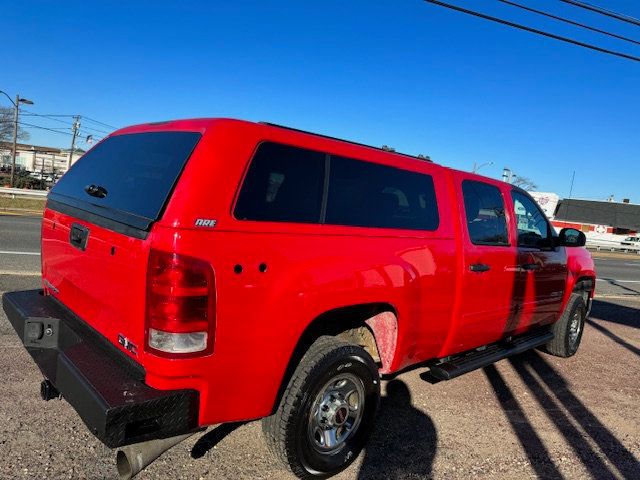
[270,303,397,414]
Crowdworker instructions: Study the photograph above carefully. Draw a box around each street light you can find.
[472,161,494,173]
[0,90,34,187]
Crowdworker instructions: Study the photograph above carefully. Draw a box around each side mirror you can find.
[558,228,586,247]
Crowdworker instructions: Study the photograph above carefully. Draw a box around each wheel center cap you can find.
[334,406,348,426]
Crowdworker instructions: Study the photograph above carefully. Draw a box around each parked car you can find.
[621,236,640,247]
[2,119,596,479]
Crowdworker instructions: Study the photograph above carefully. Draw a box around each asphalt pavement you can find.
[0,215,41,274]
[0,214,41,253]
[595,255,640,296]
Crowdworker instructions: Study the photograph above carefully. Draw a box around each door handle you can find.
[520,263,540,271]
[470,263,491,272]
[84,184,108,199]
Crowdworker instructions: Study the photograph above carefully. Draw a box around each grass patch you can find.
[0,195,46,212]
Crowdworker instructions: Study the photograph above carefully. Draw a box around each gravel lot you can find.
[0,218,638,480]
[1,273,638,480]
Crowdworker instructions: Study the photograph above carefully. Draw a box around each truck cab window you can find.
[462,180,509,246]
[512,190,551,248]
[326,155,439,231]
[234,142,325,223]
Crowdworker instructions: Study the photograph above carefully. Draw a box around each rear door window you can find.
[234,142,325,223]
[326,156,439,231]
[50,131,201,229]
[462,180,509,245]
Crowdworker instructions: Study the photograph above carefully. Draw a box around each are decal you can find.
[194,218,217,228]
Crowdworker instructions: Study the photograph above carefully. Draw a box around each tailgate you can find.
[41,130,202,353]
[41,209,149,354]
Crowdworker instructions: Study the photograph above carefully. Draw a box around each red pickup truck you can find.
[3,118,595,479]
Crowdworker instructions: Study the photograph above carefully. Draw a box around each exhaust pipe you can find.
[116,432,195,480]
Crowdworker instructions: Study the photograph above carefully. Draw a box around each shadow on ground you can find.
[191,422,247,459]
[358,379,437,479]
[189,379,438,479]
[598,279,640,296]
[589,299,639,356]
[188,318,638,479]
[591,299,639,328]
[486,350,639,480]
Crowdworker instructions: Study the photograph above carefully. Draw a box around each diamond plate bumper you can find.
[2,289,200,448]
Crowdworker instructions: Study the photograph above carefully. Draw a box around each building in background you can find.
[528,191,560,219]
[529,191,639,242]
[0,142,84,177]
[552,198,639,237]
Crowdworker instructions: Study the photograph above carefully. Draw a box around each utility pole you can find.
[10,94,19,188]
[0,90,34,187]
[68,116,81,171]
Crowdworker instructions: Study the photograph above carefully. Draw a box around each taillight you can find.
[145,249,215,357]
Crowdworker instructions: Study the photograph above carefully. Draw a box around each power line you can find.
[498,0,640,46]
[21,109,118,130]
[1,119,102,145]
[21,113,76,127]
[25,124,69,133]
[78,132,105,142]
[18,122,100,140]
[561,0,640,27]
[17,121,75,136]
[423,0,640,62]
[78,124,110,135]
[22,113,110,134]
[20,110,76,117]
[81,115,118,130]
[0,119,67,133]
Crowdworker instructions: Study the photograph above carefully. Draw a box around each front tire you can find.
[262,336,380,479]
[540,293,586,357]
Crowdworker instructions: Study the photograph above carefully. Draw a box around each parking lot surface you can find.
[0,215,638,479]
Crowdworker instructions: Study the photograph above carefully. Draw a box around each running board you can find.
[428,330,554,381]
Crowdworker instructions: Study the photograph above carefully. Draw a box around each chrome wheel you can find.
[307,373,365,454]
[568,309,582,346]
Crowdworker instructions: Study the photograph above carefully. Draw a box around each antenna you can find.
[568,171,575,199]
[564,170,576,226]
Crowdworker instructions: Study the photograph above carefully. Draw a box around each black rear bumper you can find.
[2,289,200,448]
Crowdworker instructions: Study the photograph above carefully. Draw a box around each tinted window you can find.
[51,132,201,222]
[326,156,439,230]
[462,180,509,245]
[234,142,325,223]
[512,190,551,248]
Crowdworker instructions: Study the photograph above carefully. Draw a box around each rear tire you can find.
[540,293,586,358]
[262,336,380,479]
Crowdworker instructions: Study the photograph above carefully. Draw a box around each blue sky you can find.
[2,0,639,200]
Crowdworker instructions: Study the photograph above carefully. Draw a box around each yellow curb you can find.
[594,294,640,301]
[590,251,640,260]
[0,271,41,276]
[0,210,43,217]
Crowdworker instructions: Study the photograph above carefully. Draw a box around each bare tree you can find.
[511,175,537,191]
[0,107,30,144]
